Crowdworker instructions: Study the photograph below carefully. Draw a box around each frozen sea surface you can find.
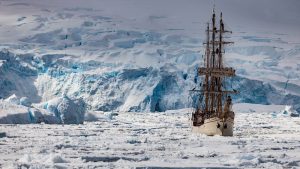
[0,104,300,168]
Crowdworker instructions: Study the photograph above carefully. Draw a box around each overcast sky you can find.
[1,0,300,35]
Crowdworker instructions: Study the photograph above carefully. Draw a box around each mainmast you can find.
[210,8,216,114]
[217,12,223,115]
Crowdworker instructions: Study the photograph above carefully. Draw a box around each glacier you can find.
[0,46,299,116]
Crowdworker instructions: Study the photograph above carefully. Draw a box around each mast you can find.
[217,12,223,115]
[210,8,216,114]
[204,23,210,113]
[218,12,223,68]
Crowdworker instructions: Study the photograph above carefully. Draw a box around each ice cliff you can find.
[0,46,299,115]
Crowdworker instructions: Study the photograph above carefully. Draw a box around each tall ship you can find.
[191,8,238,136]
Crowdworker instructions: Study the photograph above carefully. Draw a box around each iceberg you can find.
[0,95,86,124]
[281,105,299,117]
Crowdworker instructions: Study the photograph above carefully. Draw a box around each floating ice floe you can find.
[43,95,86,124]
[281,105,299,117]
[0,95,86,124]
[18,153,68,164]
[104,111,119,120]
[0,100,32,124]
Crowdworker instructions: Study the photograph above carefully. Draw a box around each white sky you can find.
[0,0,299,37]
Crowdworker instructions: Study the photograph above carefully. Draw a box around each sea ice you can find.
[1,104,299,168]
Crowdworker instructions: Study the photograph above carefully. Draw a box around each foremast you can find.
[192,9,237,126]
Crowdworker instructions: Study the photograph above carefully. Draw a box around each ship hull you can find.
[192,117,234,136]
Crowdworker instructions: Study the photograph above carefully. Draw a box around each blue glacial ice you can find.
[0,94,86,124]
[0,48,300,116]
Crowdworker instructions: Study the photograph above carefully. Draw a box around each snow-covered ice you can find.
[0,104,300,168]
[0,95,86,124]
